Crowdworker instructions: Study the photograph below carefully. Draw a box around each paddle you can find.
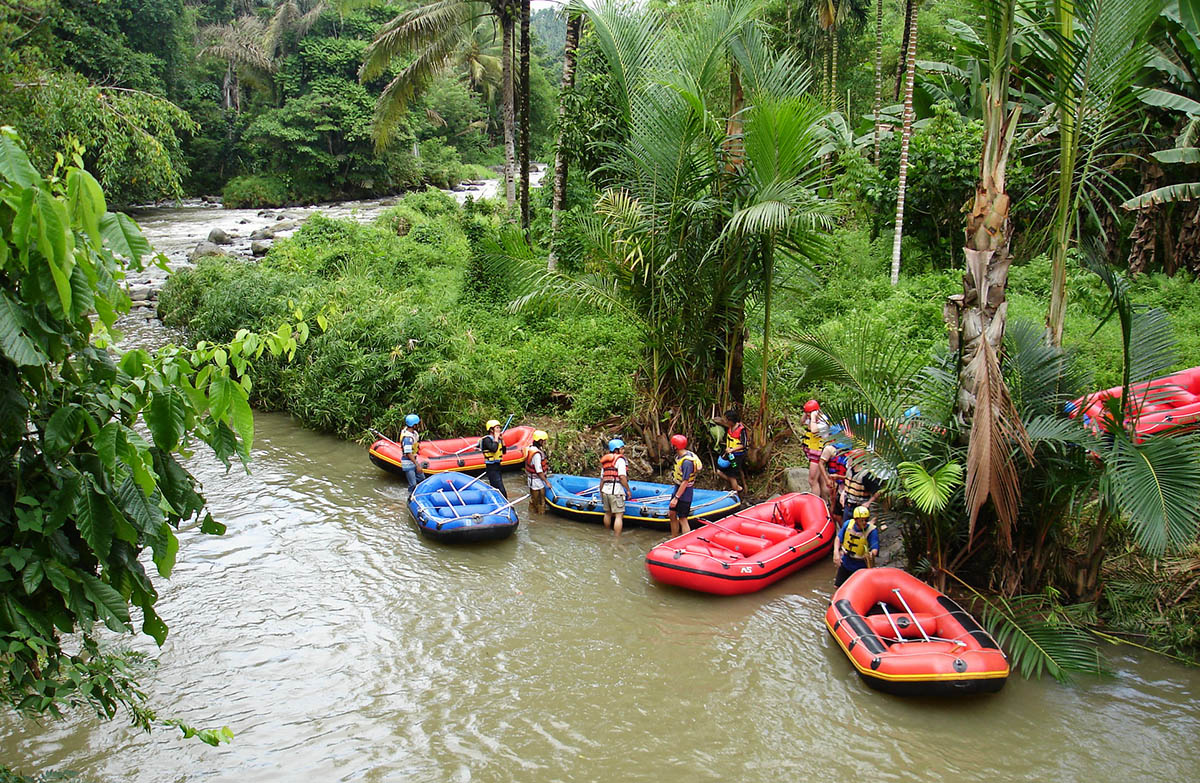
[369,428,398,447]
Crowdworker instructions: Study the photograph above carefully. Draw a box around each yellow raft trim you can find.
[544,498,739,526]
[824,616,1010,683]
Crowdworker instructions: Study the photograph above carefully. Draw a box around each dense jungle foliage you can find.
[4,0,1200,756]
[0,0,562,206]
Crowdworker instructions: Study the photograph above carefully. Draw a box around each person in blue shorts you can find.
[833,505,879,587]
[668,434,703,536]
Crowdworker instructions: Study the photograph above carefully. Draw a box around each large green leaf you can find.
[116,476,164,537]
[1120,181,1200,209]
[147,388,186,451]
[151,522,179,578]
[36,187,73,315]
[0,292,46,366]
[79,573,131,633]
[1135,87,1200,115]
[44,405,85,457]
[0,133,39,188]
[1151,147,1200,165]
[897,460,964,514]
[75,487,114,560]
[978,594,1104,682]
[1181,0,1200,39]
[100,211,152,267]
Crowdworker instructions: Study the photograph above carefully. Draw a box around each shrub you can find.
[221,174,290,208]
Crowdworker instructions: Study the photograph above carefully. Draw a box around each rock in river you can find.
[251,240,270,257]
[189,241,228,261]
[250,227,275,241]
[207,227,232,245]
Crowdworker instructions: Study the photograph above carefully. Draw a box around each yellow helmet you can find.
[533,429,548,441]
[486,419,501,429]
[853,505,870,519]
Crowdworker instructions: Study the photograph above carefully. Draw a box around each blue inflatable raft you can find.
[544,474,739,531]
[408,471,519,543]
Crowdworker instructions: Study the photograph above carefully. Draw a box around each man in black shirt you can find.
[479,418,508,497]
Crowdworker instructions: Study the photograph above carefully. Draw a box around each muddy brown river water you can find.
[2,412,1197,781]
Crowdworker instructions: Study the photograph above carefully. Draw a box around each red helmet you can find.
[804,399,820,412]
[670,434,688,450]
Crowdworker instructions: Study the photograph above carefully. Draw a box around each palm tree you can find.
[725,96,838,443]
[888,0,919,285]
[519,0,531,229]
[872,0,884,164]
[944,0,1028,536]
[360,0,519,207]
[1031,0,1157,347]
[549,9,584,269]
[198,16,275,111]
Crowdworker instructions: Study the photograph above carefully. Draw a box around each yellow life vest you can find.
[672,451,703,484]
[725,423,746,453]
[401,427,421,457]
[840,520,877,559]
[480,435,505,462]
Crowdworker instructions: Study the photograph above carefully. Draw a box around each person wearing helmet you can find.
[479,419,508,497]
[668,434,703,536]
[802,399,830,494]
[399,414,424,492]
[840,449,881,524]
[717,409,747,494]
[599,438,631,537]
[833,504,879,586]
[525,430,551,514]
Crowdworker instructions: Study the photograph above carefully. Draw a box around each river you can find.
[1,200,1198,781]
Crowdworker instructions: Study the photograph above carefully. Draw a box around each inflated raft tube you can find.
[407,471,519,543]
[1070,366,1200,436]
[370,426,536,476]
[825,567,1009,696]
[544,474,739,531]
[645,492,834,595]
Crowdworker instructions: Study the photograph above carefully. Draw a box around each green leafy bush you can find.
[221,174,291,209]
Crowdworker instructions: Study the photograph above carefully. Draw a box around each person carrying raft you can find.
[716,408,747,495]
[668,434,703,537]
[832,505,879,587]
[817,425,846,511]
[400,414,424,493]
[525,430,550,514]
[600,438,632,537]
[480,419,508,498]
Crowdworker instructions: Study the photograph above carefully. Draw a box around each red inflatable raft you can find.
[645,492,834,595]
[369,426,536,476]
[1071,365,1200,437]
[826,567,1009,696]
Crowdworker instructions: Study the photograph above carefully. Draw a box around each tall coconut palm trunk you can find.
[889,0,918,286]
[830,27,839,109]
[519,0,531,230]
[549,11,583,270]
[501,3,516,208]
[944,0,1028,539]
[872,0,883,164]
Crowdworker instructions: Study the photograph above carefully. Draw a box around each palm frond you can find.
[1102,431,1200,555]
[897,460,964,514]
[980,594,1104,682]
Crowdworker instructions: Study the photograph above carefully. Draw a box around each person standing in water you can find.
[600,438,631,537]
[479,419,508,498]
[668,434,703,537]
[399,414,424,493]
[524,430,550,514]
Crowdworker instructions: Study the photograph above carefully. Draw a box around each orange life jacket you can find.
[524,446,545,475]
[600,453,626,485]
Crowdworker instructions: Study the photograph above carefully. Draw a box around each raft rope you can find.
[837,608,984,655]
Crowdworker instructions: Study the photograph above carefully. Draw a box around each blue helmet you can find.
[829,424,843,435]
[716,456,731,469]
[405,414,420,427]
[608,438,624,452]
[904,406,921,418]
